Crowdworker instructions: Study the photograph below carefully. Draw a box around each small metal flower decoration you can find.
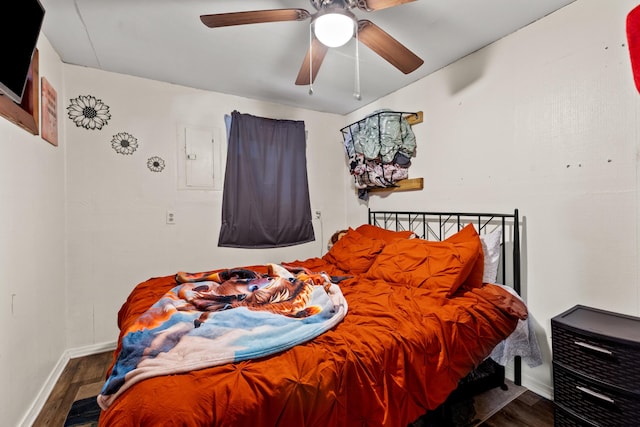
[67,95,111,130]
[111,132,139,155]
[147,156,165,172]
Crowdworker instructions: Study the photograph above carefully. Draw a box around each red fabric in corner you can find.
[627,5,640,93]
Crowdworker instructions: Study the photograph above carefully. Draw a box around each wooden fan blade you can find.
[200,9,310,28]
[357,0,417,12]
[295,39,329,85]
[357,20,423,74]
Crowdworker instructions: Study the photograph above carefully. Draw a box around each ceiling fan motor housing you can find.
[310,0,357,12]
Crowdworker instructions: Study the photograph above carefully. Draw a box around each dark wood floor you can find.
[33,350,554,427]
[32,350,113,427]
[478,390,554,427]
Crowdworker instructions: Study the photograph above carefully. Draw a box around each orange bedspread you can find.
[98,225,526,427]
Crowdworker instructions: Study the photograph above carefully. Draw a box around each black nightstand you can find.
[551,304,640,426]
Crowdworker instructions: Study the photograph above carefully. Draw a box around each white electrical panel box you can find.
[178,125,225,190]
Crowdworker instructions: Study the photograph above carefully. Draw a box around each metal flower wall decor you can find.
[111,132,139,155]
[66,94,167,174]
[67,95,112,130]
[147,156,165,172]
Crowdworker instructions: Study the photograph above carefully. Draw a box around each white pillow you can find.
[480,228,502,284]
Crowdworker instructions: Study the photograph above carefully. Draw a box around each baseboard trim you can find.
[18,341,117,427]
[521,373,553,401]
[504,364,553,401]
[66,341,117,359]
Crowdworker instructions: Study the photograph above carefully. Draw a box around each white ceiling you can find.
[39,0,577,115]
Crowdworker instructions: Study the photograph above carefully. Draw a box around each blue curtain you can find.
[218,111,315,248]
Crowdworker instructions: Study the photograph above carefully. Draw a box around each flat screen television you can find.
[0,0,46,104]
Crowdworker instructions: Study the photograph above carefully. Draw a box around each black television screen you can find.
[0,0,45,104]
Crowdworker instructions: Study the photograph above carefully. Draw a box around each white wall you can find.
[346,0,640,398]
[62,66,348,348]
[0,36,68,426]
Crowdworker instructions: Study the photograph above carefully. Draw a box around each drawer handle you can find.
[573,341,613,355]
[576,386,615,404]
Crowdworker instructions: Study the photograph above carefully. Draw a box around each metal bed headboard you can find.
[368,208,522,384]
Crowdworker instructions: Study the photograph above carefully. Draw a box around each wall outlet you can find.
[166,210,176,224]
[314,210,321,219]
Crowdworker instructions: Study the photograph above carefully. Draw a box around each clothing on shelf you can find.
[341,110,417,200]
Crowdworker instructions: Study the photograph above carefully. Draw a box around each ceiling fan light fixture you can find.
[313,9,355,47]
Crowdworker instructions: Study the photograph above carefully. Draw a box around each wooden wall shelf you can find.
[405,111,423,126]
[0,49,39,135]
[367,177,424,194]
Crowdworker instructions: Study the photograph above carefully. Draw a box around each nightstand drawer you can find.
[552,322,640,393]
[553,363,640,425]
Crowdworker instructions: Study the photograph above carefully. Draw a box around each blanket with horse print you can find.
[97,264,348,410]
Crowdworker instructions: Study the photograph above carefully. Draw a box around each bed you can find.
[97,209,527,427]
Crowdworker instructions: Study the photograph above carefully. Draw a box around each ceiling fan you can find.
[200,0,424,87]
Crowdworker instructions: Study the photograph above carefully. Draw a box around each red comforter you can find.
[98,224,526,427]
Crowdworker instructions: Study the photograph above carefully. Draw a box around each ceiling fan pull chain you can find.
[308,23,314,95]
[354,22,361,100]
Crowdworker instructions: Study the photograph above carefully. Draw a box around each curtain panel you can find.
[218,111,315,248]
